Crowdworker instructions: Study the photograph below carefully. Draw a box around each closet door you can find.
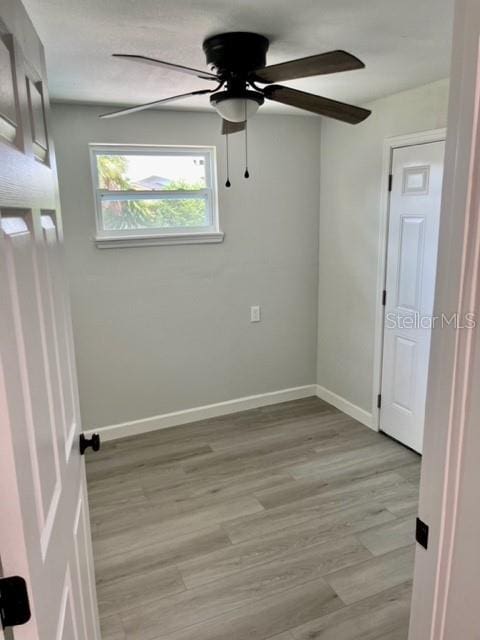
[380,140,445,453]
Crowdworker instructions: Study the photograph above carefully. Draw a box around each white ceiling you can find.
[23,0,454,115]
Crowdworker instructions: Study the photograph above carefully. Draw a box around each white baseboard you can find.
[85,384,318,442]
[315,384,376,431]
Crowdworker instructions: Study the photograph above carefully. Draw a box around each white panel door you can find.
[380,141,445,453]
[0,1,100,639]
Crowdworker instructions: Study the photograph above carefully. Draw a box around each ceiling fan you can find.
[100,32,371,130]
[101,33,371,185]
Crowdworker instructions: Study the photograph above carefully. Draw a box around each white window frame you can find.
[89,143,223,248]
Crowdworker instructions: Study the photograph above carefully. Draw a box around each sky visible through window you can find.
[121,154,206,186]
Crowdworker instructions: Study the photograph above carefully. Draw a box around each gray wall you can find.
[51,105,321,429]
[316,79,450,414]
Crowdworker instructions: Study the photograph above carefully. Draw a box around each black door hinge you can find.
[382,290,387,306]
[416,518,429,550]
[377,394,382,409]
[0,576,31,628]
[388,173,393,192]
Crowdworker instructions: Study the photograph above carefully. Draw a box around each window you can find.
[89,144,223,247]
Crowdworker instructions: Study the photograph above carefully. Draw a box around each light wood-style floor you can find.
[86,397,421,640]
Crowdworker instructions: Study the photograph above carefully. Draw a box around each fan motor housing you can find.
[203,32,269,76]
[210,89,264,107]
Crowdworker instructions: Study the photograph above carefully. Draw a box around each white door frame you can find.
[409,0,480,635]
[371,128,447,431]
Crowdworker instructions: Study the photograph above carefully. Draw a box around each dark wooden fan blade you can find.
[100,89,213,119]
[221,120,246,135]
[263,85,371,124]
[112,54,219,81]
[253,50,364,84]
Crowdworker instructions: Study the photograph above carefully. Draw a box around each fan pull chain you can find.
[244,100,250,179]
[225,131,231,188]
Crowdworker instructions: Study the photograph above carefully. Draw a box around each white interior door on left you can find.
[0,1,100,639]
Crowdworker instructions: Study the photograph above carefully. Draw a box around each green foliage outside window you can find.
[97,155,207,230]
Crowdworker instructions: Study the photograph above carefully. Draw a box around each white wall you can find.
[51,105,321,430]
[316,79,450,417]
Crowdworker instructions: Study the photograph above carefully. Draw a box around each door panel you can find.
[26,77,48,163]
[41,213,78,457]
[0,1,100,638]
[57,569,80,640]
[0,34,17,144]
[396,216,425,311]
[392,335,417,412]
[72,485,99,640]
[2,213,62,546]
[380,141,445,453]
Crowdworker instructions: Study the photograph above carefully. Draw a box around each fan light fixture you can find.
[210,90,264,123]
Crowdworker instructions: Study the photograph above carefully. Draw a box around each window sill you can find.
[95,231,225,249]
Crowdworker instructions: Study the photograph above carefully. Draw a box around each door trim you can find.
[371,128,447,431]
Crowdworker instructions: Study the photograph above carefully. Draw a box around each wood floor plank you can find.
[105,398,329,454]
[139,485,260,523]
[100,615,126,640]
[395,462,422,484]
[143,468,295,507]
[87,475,146,502]
[290,442,418,482]
[255,464,415,512]
[86,397,420,640]
[357,516,416,556]
[194,426,341,466]
[208,414,354,452]
[290,581,412,640]
[225,472,417,544]
[179,503,393,588]
[384,494,419,518]
[180,442,317,479]
[91,488,264,534]
[89,486,149,521]
[324,546,415,605]
[87,442,212,481]
[89,438,211,466]
[156,578,343,640]
[88,460,188,492]
[93,526,231,583]
[121,536,371,639]
[97,564,185,618]
[93,495,263,558]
